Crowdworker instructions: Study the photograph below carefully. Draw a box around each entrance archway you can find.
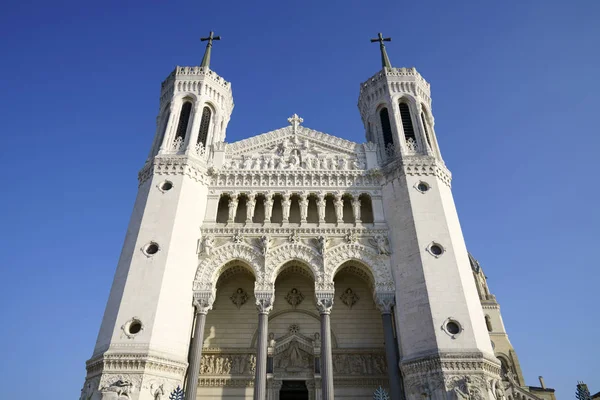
[280,380,309,400]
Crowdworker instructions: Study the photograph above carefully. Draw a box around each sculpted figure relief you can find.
[101,380,133,397]
[285,288,304,309]
[370,234,391,255]
[227,195,238,222]
[202,235,215,256]
[259,235,270,255]
[264,194,274,222]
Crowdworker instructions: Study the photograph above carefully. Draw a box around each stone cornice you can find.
[138,155,210,186]
[200,226,388,237]
[401,351,501,377]
[85,353,188,378]
[381,155,451,187]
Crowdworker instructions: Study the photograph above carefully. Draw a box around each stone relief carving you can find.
[100,377,138,399]
[259,235,270,255]
[288,231,300,243]
[276,340,312,371]
[201,235,215,256]
[345,231,358,244]
[285,288,304,309]
[288,323,300,334]
[230,288,249,309]
[332,353,387,375]
[194,243,263,291]
[232,231,243,244]
[200,354,256,375]
[316,235,328,255]
[370,234,391,255]
[80,376,100,400]
[446,376,488,400]
[339,288,359,309]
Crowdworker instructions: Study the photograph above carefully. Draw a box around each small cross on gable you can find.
[287,113,303,133]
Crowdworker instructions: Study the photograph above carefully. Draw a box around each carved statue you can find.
[370,234,390,255]
[299,194,309,221]
[268,332,276,348]
[264,194,273,222]
[232,231,243,244]
[281,193,291,221]
[352,197,361,221]
[246,194,256,222]
[227,195,238,221]
[316,193,326,222]
[334,194,344,222]
[317,235,328,255]
[494,382,506,400]
[340,288,359,308]
[259,235,270,255]
[338,157,347,170]
[152,384,164,400]
[202,235,215,256]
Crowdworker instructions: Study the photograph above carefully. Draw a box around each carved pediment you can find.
[222,117,368,171]
[274,337,314,372]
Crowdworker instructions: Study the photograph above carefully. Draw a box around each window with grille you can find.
[197,106,212,146]
[175,102,192,140]
[379,108,394,147]
[399,103,415,141]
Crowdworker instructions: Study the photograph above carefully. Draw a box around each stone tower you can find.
[80,35,234,400]
[79,32,555,400]
[357,35,502,399]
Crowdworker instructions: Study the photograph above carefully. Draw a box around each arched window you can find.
[175,102,193,140]
[421,111,432,149]
[216,194,230,224]
[359,194,374,223]
[379,107,394,148]
[197,106,212,146]
[399,103,415,141]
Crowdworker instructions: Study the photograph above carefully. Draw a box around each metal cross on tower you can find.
[370,32,392,69]
[200,31,221,69]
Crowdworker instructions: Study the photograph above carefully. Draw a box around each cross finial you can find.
[288,114,303,133]
[370,32,392,69]
[200,31,221,69]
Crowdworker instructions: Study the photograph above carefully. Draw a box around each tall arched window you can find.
[175,102,193,140]
[421,111,432,149]
[197,106,212,146]
[379,108,394,147]
[399,103,415,141]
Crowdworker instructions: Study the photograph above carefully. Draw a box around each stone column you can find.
[184,295,214,400]
[317,192,326,224]
[264,192,274,224]
[299,192,309,224]
[376,293,404,400]
[247,193,256,223]
[281,192,291,223]
[185,102,203,155]
[228,193,238,223]
[316,292,335,400]
[254,292,274,400]
[351,195,361,223]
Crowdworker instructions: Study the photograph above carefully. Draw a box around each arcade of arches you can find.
[190,260,396,400]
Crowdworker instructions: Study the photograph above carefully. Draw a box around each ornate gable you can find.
[222,115,368,172]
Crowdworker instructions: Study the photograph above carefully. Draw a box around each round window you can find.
[430,244,443,256]
[160,181,173,191]
[417,182,429,192]
[129,320,142,335]
[446,321,460,335]
[144,242,159,255]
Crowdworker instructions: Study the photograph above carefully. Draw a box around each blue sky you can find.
[0,0,598,398]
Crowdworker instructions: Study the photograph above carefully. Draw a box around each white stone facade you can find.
[80,59,549,400]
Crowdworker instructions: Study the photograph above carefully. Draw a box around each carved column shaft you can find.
[377,294,404,400]
[282,192,291,223]
[247,193,256,223]
[264,194,273,223]
[300,193,309,223]
[185,102,203,154]
[185,298,213,400]
[255,295,273,400]
[316,294,334,400]
[352,198,361,222]
[228,193,238,222]
[317,194,326,223]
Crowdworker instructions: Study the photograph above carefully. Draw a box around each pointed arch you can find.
[197,105,212,146]
[379,107,394,148]
[399,102,416,142]
[193,243,263,292]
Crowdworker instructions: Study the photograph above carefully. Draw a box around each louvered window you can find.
[175,102,192,140]
[197,106,212,146]
[379,108,394,147]
[399,103,415,141]
[421,112,432,149]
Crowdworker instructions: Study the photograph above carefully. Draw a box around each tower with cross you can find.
[79,30,550,400]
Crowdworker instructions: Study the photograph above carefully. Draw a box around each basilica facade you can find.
[80,36,556,400]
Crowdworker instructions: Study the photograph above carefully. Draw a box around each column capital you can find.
[375,292,395,314]
[193,294,214,315]
[255,291,274,314]
[315,291,334,315]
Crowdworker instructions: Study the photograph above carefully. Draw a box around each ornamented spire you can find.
[370,32,392,69]
[287,113,303,134]
[200,31,221,69]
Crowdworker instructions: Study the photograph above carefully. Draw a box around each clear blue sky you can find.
[0,1,597,398]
